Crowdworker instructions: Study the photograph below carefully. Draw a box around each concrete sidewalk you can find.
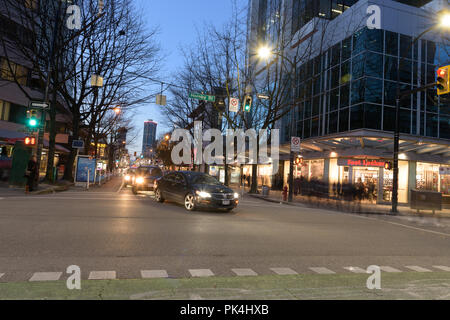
[0,180,73,196]
[248,189,450,219]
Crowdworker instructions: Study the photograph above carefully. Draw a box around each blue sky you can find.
[129,0,237,155]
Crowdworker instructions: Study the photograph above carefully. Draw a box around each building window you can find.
[0,58,28,85]
[0,100,11,121]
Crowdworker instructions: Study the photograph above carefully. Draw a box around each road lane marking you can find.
[380,266,402,273]
[344,267,367,274]
[270,268,298,275]
[232,269,258,276]
[0,273,4,279]
[141,270,169,279]
[434,266,450,272]
[29,272,62,282]
[309,267,335,274]
[405,266,432,272]
[88,271,116,280]
[189,269,214,277]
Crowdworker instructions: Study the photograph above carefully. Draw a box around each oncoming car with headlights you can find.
[131,166,163,194]
[154,171,239,212]
[123,167,137,186]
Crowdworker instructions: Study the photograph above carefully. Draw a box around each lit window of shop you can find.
[417,162,440,192]
[0,100,11,121]
[310,159,324,181]
[439,166,450,196]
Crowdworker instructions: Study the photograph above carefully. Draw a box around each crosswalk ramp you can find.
[0,265,449,283]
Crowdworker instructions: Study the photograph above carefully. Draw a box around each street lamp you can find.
[258,45,297,202]
[392,11,450,213]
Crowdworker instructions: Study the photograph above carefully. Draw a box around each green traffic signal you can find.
[243,96,252,112]
[28,118,38,127]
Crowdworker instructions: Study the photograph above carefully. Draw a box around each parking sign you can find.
[229,97,239,113]
[291,137,301,153]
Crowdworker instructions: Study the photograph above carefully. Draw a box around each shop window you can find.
[441,166,450,196]
[310,159,325,181]
[417,163,440,192]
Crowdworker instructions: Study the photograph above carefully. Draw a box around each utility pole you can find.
[288,54,298,203]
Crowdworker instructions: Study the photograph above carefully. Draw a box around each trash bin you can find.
[410,189,442,214]
[262,185,270,197]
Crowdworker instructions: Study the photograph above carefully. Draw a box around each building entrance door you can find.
[353,167,379,202]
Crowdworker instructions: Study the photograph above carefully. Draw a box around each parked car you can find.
[154,171,239,212]
[131,166,163,194]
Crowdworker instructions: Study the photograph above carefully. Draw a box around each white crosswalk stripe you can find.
[344,267,367,274]
[88,271,116,280]
[0,273,4,279]
[141,270,169,279]
[309,267,335,274]
[380,266,402,273]
[189,269,214,277]
[29,272,62,282]
[232,269,258,276]
[433,266,450,272]
[405,266,432,272]
[270,268,298,275]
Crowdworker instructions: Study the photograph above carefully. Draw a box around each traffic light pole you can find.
[288,55,298,203]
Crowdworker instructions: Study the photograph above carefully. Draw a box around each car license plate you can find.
[223,200,230,205]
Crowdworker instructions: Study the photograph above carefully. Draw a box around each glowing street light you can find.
[164,134,170,141]
[439,11,450,28]
[257,46,272,60]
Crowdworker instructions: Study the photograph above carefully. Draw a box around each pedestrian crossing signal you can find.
[437,66,450,95]
[295,157,303,165]
[24,136,36,146]
[384,161,392,170]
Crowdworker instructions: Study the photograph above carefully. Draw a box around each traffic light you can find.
[243,95,252,112]
[437,65,450,95]
[24,136,36,146]
[384,161,392,170]
[26,109,39,128]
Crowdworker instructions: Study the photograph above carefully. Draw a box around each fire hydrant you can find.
[282,186,288,202]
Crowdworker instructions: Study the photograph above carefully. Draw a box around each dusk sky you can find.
[129,0,240,155]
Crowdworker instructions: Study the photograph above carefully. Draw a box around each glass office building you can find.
[249,0,449,205]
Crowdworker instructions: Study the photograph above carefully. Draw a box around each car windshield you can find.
[138,167,163,177]
[191,174,222,185]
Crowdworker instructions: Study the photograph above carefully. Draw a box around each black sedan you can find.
[154,171,239,212]
[131,166,163,194]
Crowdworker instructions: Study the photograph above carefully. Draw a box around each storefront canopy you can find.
[0,128,28,144]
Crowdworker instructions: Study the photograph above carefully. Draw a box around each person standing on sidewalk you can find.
[25,155,38,193]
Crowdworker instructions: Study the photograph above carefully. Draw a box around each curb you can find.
[31,183,74,195]
[249,194,450,219]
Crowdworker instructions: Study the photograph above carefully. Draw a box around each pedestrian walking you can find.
[25,155,38,193]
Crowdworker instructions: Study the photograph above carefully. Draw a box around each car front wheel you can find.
[155,188,164,203]
[184,193,196,211]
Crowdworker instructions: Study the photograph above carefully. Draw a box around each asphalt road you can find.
[0,177,450,284]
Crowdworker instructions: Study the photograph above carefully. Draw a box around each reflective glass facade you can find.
[282,27,450,143]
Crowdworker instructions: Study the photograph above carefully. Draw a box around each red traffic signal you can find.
[24,136,36,146]
[437,66,450,95]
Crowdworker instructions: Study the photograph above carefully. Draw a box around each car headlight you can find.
[234,193,239,199]
[125,175,131,181]
[196,191,212,198]
[136,177,144,184]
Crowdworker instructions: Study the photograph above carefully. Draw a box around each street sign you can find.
[291,137,301,153]
[229,97,239,113]
[156,94,167,106]
[72,140,85,149]
[30,101,49,109]
[189,92,216,102]
[257,93,270,100]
